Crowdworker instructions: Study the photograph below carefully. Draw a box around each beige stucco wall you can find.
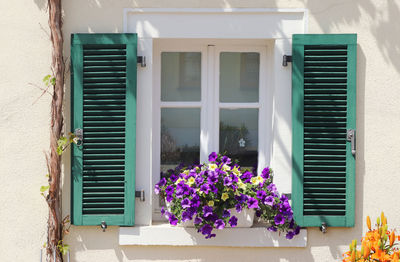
[1,0,400,261]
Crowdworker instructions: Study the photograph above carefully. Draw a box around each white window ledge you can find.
[119,225,307,247]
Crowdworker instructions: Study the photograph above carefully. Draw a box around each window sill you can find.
[119,224,307,247]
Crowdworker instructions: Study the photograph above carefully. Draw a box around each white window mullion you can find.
[200,46,209,163]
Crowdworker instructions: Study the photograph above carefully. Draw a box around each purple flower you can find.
[267,183,277,193]
[294,226,301,235]
[222,209,231,218]
[199,224,213,236]
[158,177,167,187]
[200,184,210,194]
[214,219,225,229]
[267,226,277,232]
[166,194,173,202]
[223,176,233,186]
[165,185,174,195]
[286,231,295,239]
[228,216,238,227]
[255,209,262,217]
[263,196,274,206]
[160,207,165,215]
[194,216,203,224]
[154,185,160,194]
[247,197,259,209]
[190,195,201,208]
[195,175,204,185]
[261,167,270,179]
[256,190,266,200]
[221,156,231,164]
[169,174,178,183]
[208,152,218,162]
[274,214,285,225]
[182,211,193,222]
[207,171,218,184]
[202,206,214,218]
[235,194,248,204]
[181,198,191,209]
[210,184,218,194]
[235,203,242,213]
[240,171,252,183]
[169,215,178,226]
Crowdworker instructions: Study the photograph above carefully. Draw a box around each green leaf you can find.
[43,75,51,84]
[57,147,63,155]
[40,185,50,192]
[50,77,56,86]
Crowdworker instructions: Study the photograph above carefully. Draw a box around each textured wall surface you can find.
[1,0,400,261]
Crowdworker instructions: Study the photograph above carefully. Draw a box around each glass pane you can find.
[220,52,260,103]
[219,109,258,170]
[161,52,201,101]
[161,108,200,172]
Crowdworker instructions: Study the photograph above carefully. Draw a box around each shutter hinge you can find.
[282,55,292,67]
[101,221,107,232]
[137,56,146,67]
[346,129,356,156]
[135,190,145,202]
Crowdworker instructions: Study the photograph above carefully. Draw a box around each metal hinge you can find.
[137,56,146,67]
[282,55,292,66]
[74,128,83,146]
[346,129,356,156]
[135,190,145,202]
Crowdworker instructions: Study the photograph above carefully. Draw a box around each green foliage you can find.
[43,74,56,87]
[40,185,50,193]
[57,132,77,155]
[57,240,70,256]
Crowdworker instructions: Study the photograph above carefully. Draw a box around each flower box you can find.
[155,152,301,239]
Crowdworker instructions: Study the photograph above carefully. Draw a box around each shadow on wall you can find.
[33,0,397,261]
[306,0,400,73]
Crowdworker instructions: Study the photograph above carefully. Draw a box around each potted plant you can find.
[155,152,301,239]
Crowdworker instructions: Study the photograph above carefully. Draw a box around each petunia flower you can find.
[229,216,238,227]
[208,152,218,162]
[274,214,285,225]
[286,231,295,239]
[181,198,191,209]
[263,196,274,206]
[247,197,259,209]
[214,219,225,229]
[235,203,242,213]
[221,193,229,201]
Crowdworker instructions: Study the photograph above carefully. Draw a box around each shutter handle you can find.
[346,129,356,156]
[74,128,83,146]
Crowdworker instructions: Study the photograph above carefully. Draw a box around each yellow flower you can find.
[187,177,195,186]
[208,164,218,171]
[221,193,229,201]
[175,178,184,184]
[238,180,247,190]
[250,177,258,184]
[208,200,214,206]
[232,166,241,176]
[183,170,189,175]
[222,164,230,171]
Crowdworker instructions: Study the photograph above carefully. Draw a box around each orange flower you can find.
[366,216,371,231]
[390,231,396,246]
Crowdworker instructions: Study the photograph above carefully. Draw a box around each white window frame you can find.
[121,8,308,247]
[152,40,272,217]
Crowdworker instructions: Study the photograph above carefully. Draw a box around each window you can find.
[152,40,271,217]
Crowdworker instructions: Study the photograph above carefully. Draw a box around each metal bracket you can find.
[282,55,292,67]
[101,221,107,232]
[74,128,83,146]
[135,190,145,202]
[137,56,146,67]
[320,222,327,233]
[346,129,356,156]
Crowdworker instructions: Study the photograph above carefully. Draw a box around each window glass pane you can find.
[219,108,258,170]
[161,52,201,101]
[220,52,260,103]
[161,108,200,172]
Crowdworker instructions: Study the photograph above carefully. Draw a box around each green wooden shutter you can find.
[71,33,137,226]
[292,34,356,227]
